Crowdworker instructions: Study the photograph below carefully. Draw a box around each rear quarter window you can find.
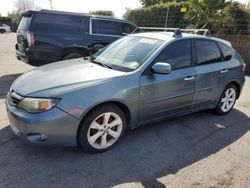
[18,16,32,30]
[32,14,82,33]
[122,23,136,35]
[217,42,233,61]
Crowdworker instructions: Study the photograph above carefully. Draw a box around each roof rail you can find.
[181,29,211,37]
[135,27,211,37]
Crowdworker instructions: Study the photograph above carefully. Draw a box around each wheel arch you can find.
[76,100,132,145]
[227,80,241,99]
[62,45,90,59]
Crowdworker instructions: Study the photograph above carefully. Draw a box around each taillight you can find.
[242,63,246,72]
[27,31,35,48]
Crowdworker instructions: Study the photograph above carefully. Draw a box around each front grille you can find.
[8,91,23,106]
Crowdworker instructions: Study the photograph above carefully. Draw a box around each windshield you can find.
[93,36,163,71]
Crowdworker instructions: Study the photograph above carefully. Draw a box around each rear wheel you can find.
[78,104,126,153]
[214,84,238,115]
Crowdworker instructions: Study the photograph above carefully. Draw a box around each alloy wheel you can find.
[87,112,123,149]
[220,88,236,113]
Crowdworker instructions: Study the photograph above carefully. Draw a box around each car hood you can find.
[12,58,126,96]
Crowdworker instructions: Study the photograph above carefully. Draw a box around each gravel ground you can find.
[0,33,250,188]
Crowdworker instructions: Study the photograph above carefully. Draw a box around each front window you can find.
[93,36,163,71]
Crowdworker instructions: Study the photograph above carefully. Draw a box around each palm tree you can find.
[185,0,232,33]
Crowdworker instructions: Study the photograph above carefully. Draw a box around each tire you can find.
[78,104,127,153]
[92,44,105,54]
[214,84,238,115]
[0,29,5,33]
[63,53,83,60]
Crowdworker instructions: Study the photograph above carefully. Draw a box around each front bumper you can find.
[6,96,80,147]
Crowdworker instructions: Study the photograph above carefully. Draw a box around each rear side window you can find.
[218,42,233,61]
[122,23,136,34]
[92,19,121,35]
[18,16,32,30]
[32,14,82,33]
[195,40,222,65]
[155,40,192,69]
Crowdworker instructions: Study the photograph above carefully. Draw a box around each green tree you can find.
[185,0,231,33]
[222,2,249,34]
[139,0,186,7]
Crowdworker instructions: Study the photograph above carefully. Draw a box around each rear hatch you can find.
[16,12,33,52]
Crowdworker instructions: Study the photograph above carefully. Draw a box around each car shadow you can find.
[0,73,22,95]
[0,109,249,187]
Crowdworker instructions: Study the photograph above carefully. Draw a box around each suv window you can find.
[196,40,222,65]
[18,16,32,30]
[155,40,192,69]
[122,23,136,35]
[218,42,233,61]
[33,14,82,33]
[92,19,121,35]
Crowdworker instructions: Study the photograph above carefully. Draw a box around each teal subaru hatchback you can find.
[6,29,246,153]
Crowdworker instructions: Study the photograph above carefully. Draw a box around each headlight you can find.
[18,98,60,113]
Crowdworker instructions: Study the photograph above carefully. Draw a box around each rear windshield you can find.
[32,13,83,33]
[18,16,32,30]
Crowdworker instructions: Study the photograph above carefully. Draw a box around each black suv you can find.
[16,9,137,66]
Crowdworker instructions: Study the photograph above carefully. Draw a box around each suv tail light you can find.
[27,31,35,48]
[242,63,246,72]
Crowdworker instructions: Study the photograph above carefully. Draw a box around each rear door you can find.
[16,15,32,52]
[193,39,229,108]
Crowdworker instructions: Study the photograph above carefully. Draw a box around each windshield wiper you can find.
[83,56,112,69]
[90,59,112,69]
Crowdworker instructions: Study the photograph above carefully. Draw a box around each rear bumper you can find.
[6,94,80,147]
[15,44,62,66]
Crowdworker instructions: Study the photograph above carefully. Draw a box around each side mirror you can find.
[152,62,172,74]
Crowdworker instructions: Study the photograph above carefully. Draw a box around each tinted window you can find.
[218,42,233,61]
[155,40,192,69]
[92,19,121,35]
[196,40,222,65]
[18,16,32,30]
[33,14,82,33]
[122,23,136,34]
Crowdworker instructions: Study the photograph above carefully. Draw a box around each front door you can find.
[139,39,196,124]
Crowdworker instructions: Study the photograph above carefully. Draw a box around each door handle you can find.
[220,69,228,74]
[184,76,195,81]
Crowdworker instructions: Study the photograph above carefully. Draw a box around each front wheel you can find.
[78,104,126,153]
[214,84,238,115]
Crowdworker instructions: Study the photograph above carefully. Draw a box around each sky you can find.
[0,0,142,18]
[0,0,248,18]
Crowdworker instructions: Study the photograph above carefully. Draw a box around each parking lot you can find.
[0,33,250,188]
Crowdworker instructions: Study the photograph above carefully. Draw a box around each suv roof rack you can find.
[135,27,211,37]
